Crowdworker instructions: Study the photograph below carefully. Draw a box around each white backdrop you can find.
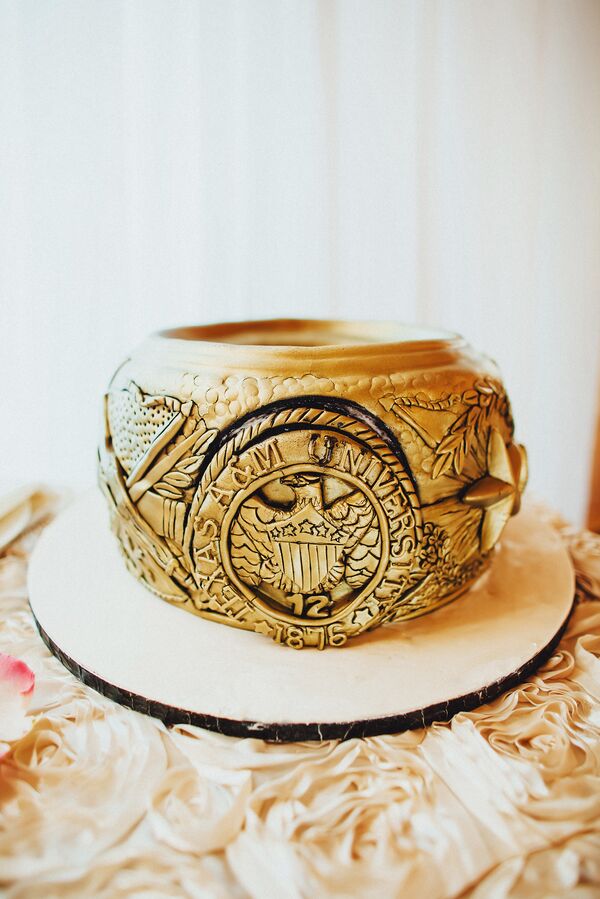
[1,0,599,523]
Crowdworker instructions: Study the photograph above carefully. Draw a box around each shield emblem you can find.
[268,505,344,593]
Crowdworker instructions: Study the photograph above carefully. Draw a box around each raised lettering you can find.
[207,483,234,507]
[373,468,400,498]
[194,517,218,543]
[229,462,255,489]
[339,444,366,477]
[248,438,284,474]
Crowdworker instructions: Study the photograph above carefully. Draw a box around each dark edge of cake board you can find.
[30,598,574,743]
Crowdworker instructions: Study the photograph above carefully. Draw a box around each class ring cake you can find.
[98,319,528,651]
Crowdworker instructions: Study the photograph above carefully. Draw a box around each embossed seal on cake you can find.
[98,320,527,647]
[181,400,422,648]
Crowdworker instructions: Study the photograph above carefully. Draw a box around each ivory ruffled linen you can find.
[1,488,599,897]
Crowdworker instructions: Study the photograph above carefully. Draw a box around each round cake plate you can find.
[28,491,574,742]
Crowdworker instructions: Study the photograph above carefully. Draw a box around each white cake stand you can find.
[28,491,575,741]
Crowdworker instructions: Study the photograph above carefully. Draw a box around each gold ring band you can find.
[98,319,527,649]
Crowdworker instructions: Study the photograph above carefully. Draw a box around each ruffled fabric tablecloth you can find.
[1,487,600,898]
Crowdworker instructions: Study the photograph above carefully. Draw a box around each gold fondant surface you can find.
[98,319,527,647]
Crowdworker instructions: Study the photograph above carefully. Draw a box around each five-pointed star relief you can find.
[462,429,527,553]
[352,607,374,627]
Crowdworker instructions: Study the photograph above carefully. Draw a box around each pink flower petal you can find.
[0,653,35,696]
[0,654,35,750]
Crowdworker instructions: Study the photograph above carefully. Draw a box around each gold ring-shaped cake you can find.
[98,319,527,649]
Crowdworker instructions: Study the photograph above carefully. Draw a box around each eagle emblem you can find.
[228,472,382,617]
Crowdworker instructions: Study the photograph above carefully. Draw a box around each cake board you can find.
[28,491,575,742]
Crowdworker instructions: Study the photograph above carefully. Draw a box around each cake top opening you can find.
[159,319,456,348]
